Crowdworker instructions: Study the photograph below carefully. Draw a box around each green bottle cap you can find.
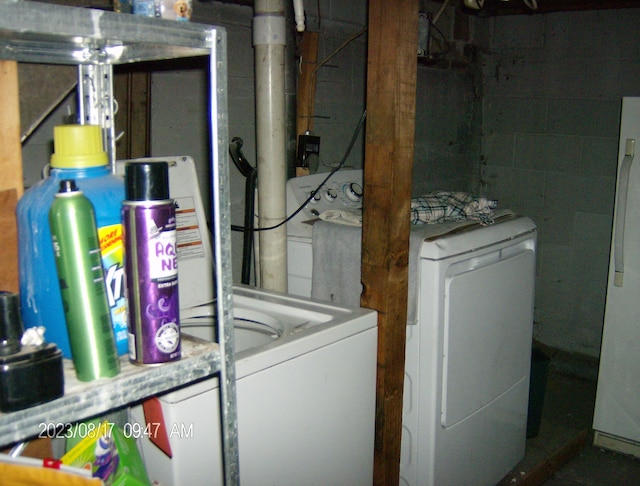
[50,125,108,169]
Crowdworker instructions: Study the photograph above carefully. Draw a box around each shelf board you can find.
[0,0,217,65]
[0,335,220,447]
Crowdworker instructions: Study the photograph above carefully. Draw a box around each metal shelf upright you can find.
[0,1,239,483]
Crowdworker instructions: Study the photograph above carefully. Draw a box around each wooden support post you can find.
[295,31,319,177]
[0,60,24,293]
[114,69,151,160]
[363,0,418,484]
[0,61,24,198]
[296,31,319,136]
[0,189,19,293]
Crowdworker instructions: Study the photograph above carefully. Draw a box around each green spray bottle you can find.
[49,179,120,381]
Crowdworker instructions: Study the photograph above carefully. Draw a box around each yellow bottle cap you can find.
[50,125,108,168]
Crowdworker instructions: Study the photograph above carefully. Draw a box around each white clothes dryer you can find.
[286,170,537,485]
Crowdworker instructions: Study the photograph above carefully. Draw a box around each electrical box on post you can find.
[296,133,320,176]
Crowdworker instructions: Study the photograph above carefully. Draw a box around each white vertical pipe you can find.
[292,0,305,32]
[253,0,288,292]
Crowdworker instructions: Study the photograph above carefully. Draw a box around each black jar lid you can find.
[125,161,170,201]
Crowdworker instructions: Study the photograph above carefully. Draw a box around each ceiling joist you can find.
[36,0,640,16]
[453,0,640,15]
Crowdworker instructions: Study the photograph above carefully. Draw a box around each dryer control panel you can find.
[286,169,363,239]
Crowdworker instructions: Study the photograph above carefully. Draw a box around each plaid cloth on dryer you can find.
[410,191,498,226]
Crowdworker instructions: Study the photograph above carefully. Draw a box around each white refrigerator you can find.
[593,97,640,457]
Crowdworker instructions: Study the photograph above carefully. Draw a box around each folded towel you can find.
[411,191,497,226]
[319,209,362,226]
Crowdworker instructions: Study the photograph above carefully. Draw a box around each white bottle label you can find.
[147,221,178,281]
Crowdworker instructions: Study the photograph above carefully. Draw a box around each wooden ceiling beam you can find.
[36,0,640,15]
[453,0,640,15]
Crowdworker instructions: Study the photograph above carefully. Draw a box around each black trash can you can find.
[527,347,550,439]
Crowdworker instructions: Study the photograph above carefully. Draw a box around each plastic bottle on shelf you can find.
[122,160,181,365]
[49,179,120,381]
[17,124,128,358]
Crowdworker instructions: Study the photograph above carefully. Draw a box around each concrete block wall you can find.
[478,8,640,357]
[413,67,478,196]
[413,2,481,196]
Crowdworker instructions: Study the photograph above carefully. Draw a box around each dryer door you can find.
[441,247,536,427]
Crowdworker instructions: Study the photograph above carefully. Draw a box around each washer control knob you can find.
[309,191,321,203]
[344,182,363,202]
[325,188,338,201]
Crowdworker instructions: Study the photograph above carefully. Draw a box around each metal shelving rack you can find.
[0,1,239,483]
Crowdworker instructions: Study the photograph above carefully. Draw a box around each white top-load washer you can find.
[286,170,537,485]
[118,158,378,485]
[130,285,378,486]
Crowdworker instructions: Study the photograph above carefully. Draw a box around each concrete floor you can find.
[500,347,640,485]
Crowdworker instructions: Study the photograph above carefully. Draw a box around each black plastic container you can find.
[527,347,551,439]
[0,343,64,413]
[0,291,64,413]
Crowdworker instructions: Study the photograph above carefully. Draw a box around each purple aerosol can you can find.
[122,161,180,365]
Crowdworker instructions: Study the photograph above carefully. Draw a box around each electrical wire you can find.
[432,0,451,24]
[301,26,368,134]
[427,17,451,59]
[316,0,321,30]
[235,110,367,233]
[312,26,368,77]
